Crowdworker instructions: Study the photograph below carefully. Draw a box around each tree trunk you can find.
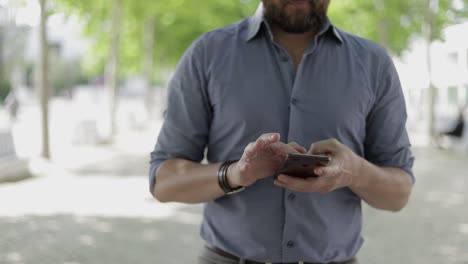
[377,18,389,50]
[0,25,4,82]
[426,0,438,144]
[39,0,50,159]
[105,0,123,137]
[0,6,5,82]
[143,16,156,120]
[375,0,389,48]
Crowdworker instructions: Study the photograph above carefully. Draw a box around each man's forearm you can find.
[350,159,413,212]
[153,159,227,204]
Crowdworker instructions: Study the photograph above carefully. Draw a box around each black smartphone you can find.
[275,153,331,179]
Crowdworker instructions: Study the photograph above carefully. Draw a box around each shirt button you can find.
[291,99,298,105]
[288,193,296,201]
[287,241,295,248]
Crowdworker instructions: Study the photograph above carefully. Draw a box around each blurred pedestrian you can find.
[149,1,415,263]
[4,91,19,122]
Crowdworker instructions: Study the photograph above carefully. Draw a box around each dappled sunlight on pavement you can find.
[358,147,468,264]
[1,119,468,263]
[0,118,204,264]
[0,214,202,264]
[0,170,201,221]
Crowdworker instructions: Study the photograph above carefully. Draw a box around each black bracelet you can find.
[217,162,229,193]
[217,161,230,193]
[217,160,245,195]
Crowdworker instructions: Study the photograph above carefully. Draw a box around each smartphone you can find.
[275,153,331,179]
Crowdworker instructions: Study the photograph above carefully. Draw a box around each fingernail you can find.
[315,169,322,175]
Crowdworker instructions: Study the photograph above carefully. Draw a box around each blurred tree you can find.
[39,0,51,159]
[0,25,3,88]
[56,0,468,141]
[106,0,122,137]
[55,0,258,128]
[0,4,8,96]
[0,80,11,103]
[330,0,468,143]
[56,0,257,77]
[0,1,30,102]
[421,0,468,143]
[56,0,123,138]
[0,21,9,102]
[329,0,468,55]
[56,0,468,78]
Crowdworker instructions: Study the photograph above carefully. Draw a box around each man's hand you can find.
[228,133,307,187]
[274,139,363,193]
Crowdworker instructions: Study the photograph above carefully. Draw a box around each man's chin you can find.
[277,15,320,34]
[282,16,312,31]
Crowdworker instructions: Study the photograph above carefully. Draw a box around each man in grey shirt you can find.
[149,1,415,263]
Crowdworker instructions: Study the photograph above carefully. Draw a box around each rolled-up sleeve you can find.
[364,54,415,183]
[149,37,212,194]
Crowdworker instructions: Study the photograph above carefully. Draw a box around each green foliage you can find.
[329,0,468,55]
[55,0,468,77]
[56,0,258,79]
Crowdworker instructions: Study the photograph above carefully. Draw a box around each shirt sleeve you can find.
[364,53,415,183]
[148,37,212,194]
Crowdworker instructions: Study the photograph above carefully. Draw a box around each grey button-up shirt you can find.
[150,5,414,263]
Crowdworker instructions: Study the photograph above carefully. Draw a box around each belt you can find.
[206,245,354,264]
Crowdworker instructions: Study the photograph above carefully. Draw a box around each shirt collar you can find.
[244,3,343,44]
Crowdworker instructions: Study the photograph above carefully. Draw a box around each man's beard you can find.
[263,0,329,34]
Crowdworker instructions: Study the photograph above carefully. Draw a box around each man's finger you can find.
[243,133,281,160]
[288,142,307,154]
[314,165,339,178]
[244,142,258,158]
[257,133,280,146]
[309,139,339,155]
[275,174,322,193]
[274,175,305,192]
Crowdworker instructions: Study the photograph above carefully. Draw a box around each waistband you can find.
[205,245,357,264]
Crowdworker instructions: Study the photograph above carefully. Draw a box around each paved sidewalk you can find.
[0,140,467,263]
[358,147,468,264]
